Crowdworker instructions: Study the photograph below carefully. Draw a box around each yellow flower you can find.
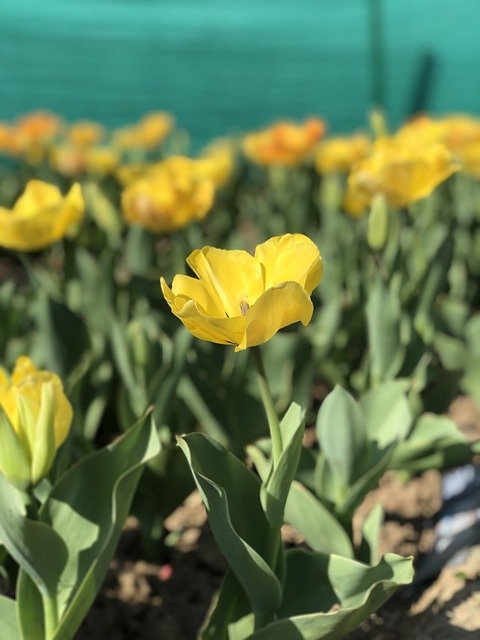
[161,234,322,351]
[243,119,326,166]
[14,111,63,163]
[344,138,460,215]
[122,156,215,233]
[116,163,149,186]
[315,134,371,174]
[113,112,174,151]
[196,139,235,187]
[0,357,73,488]
[50,144,87,177]
[85,146,119,176]
[0,180,85,251]
[68,120,105,147]
[395,115,446,147]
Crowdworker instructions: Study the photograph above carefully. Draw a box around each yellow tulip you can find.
[0,123,20,156]
[50,144,87,177]
[0,357,73,488]
[344,138,460,215]
[113,112,174,151]
[315,134,371,174]
[68,120,105,147]
[14,111,63,163]
[243,119,325,167]
[0,180,85,251]
[122,156,215,233]
[161,233,322,351]
[85,146,119,176]
[197,139,235,187]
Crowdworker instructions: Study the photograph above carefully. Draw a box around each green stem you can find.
[43,593,58,639]
[252,347,283,468]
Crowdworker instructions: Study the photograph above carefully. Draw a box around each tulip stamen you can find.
[239,297,250,316]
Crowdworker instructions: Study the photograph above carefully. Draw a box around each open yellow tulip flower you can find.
[161,234,322,351]
[122,156,215,233]
[243,119,325,167]
[315,134,371,174]
[0,180,85,251]
[0,357,73,488]
[344,138,460,215]
[68,120,105,147]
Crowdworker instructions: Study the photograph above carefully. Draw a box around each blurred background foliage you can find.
[1,0,479,146]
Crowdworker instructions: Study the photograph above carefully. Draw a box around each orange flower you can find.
[113,112,174,151]
[243,119,325,166]
[0,123,20,156]
[14,111,62,163]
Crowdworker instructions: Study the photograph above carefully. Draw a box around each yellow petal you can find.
[255,234,323,294]
[13,180,62,217]
[237,282,313,351]
[186,247,264,318]
[161,279,245,345]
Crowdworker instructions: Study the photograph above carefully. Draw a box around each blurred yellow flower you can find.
[122,156,215,233]
[113,111,174,151]
[85,146,119,176]
[0,123,20,156]
[116,163,149,186]
[14,111,62,163]
[50,144,87,177]
[243,118,325,166]
[315,134,371,174]
[161,233,322,351]
[0,356,73,488]
[344,138,460,215]
[0,180,85,251]
[196,138,235,187]
[68,120,105,147]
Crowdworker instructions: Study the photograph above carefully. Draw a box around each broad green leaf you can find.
[178,434,282,616]
[366,275,403,383]
[199,570,250,640]
[285,481,354,558]
[0,476,68,640]
[261,402,306,528]
[316,387,366,488]
[17,415,160,640]
[360,381,411,447]
[359,504,384,565]
[0,596,20,640]
[434,333,467,372]
[247,551,414,639]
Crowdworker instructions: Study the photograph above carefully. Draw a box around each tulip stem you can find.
[252,347,283,468]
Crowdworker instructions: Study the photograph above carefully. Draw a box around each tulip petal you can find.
[255,234,322,294]
[169,274,226,317]
[161,278,245,346]
[13,180,62,217]
[187,247,264,318]
[237,281,313,351]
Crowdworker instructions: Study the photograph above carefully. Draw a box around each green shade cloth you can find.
[0,0,479,146]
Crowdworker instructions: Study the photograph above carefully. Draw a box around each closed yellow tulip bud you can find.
[0,180,85,251]
[161,233,322,351]
[0,357,73,489]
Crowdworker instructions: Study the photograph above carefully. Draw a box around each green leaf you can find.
[178,433,282,616]
[0,596,20,640]
[366,275,403,383]
[360,381,412,447]
[17,415,160,640]
[434,333,467,372]
[261,402,306,528]
[285,481,354,558]
[316,387,366,489]
[247,551,414,639]
[199,570,250,640]
[30,294,90,380]
[359,504,384,565]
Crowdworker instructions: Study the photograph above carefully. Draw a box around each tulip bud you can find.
[0,357,72,489]
[368,194,388,250]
